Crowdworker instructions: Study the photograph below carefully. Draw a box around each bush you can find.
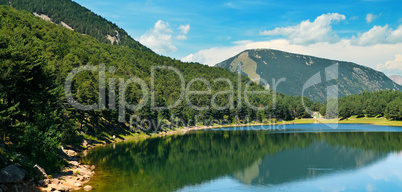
[16,124,66,172]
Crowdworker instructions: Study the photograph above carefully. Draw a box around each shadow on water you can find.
[80,125,402,192]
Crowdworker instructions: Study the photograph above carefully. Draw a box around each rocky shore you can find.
[0,140,100,192]
[0,125,250,192]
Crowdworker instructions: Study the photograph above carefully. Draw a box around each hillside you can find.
[389,75,402,85]
[216,49,402,102]
[0,0,153,53]
[1,6,315,172]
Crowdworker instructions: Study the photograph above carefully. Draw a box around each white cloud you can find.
[179,24,190,34]
[176,35,187,40]
[388,25,402,42]
[366,14,377,23]
[182,53,205,64]
[176,24,190,40]
[181,43,246,64]
[260,13,346,45]
[352,25,388,45]
[140,20,177,53]
[377,54,402,71]
[352,25,402,45]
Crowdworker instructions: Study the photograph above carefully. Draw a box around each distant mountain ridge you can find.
[1,0,153,53]
[216,49,401,102]
[389,75,402,85]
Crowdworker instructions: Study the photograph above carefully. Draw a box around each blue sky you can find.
[73,0,402,76]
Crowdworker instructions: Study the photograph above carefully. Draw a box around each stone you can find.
[38,179,45,186]
[48,183,67,191]
[38,179,50,187]
[44,178,50,185]
[82,140,88,148]
[51,179,61,185]
[73,182,82,187]
[0,165,25,184]
[83,185,93,191]
[70,161,79,167]
[63,149,77,157]
[33,164,47,178]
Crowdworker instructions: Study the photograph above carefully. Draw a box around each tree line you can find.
[320,90,402,120]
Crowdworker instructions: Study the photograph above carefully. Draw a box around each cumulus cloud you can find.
[352,25,388,45]
[176,24,190,40]
[352,25,402,45]
[388,25,402,42]
[366,13,377,23]
[140,20,177,53]
[181,43,246,64]
[260,13,346,45]
[377,54,402,71]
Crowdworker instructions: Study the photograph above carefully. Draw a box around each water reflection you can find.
[81,125,402,192]
[233,141,384,186]
[179,153,402,192]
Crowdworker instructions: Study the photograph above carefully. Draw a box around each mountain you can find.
[389,75,402,85]
[0,0,152,53]
[216,49,402,102]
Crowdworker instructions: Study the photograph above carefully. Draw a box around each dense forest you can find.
[0,6,316,172]
[0,0,152,53]
[321,90,402,120]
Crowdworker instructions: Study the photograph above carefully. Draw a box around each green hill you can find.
[216,49,402,102]
[0,5,291,171]
[1,0,152,53]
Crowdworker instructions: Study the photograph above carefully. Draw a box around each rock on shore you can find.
[40,160,95,191]
[0,165,25,184]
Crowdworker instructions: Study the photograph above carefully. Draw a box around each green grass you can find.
[288,116,402,126]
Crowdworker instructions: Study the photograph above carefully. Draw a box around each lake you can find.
[80,124,402,192]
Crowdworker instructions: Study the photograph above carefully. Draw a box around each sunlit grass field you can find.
[288,116,402,126]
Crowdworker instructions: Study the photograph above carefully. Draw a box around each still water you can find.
[81,124,402,192]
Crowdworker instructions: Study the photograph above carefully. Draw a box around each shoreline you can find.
[34,117,401,191]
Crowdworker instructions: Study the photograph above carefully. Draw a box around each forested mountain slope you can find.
[0,0,152,52]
